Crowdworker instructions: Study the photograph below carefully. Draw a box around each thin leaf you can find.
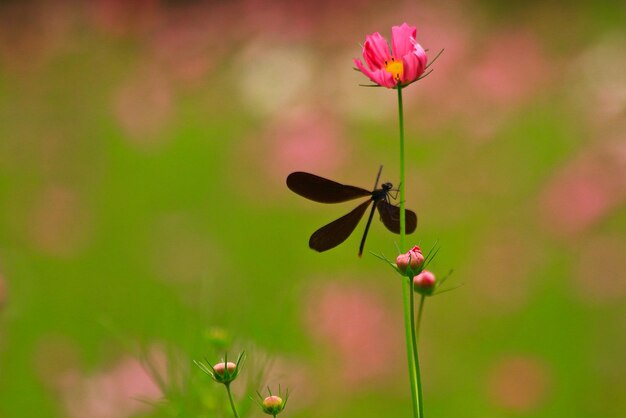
[417,69,434,81]
[423,241,440,266]
[425,48,444,70]
[437,269,455,288]
[369,250,399,272]
[433,283,464,295]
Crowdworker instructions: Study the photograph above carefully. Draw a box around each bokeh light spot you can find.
[304,281,402,386]
[487,355,552,412]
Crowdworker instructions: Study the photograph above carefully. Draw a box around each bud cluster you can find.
[396,245,425,276]
[195,352,290,416]
[396,245,437,296]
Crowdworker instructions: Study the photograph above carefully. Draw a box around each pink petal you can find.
[401,44,427,84]
[401,54,419,84]
[391,23,417,59]
[362,32,391,70]
[370,70,396,88]
[413,42,428,70]
[354,59,396,88]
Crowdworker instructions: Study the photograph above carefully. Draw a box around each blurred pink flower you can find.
[88,0,163,37]
[539,151,625,236]
[113,69,173,148]
[400,20,552,142]
[239,0,317,40]
[150,23,215,88]
[468,229,540,313]
[235,41,314,116]
[459,30,552,141]
[58,351,164,418]
[263,357,313,410]
[304,282,402,385]
[0,1,74,71]
[231,108,348,206]
[569,36,626,130]
[487,356,552,412]
[147,2,233,89]
[469,31,550,106]
[354,23,428,88]
[269,109,347,180]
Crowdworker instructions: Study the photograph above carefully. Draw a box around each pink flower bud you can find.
[396,246,425,275]
[413,270,436,295]
[213,361,236,375]
[195,352,245,385]
[262,395,286,415]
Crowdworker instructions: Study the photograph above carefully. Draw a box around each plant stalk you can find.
[416,294,426,342]
[225,383,239,418]
[409,278,420,385]
[398,86,424,418]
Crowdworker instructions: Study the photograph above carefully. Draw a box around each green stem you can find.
[409,278,419,378]
[398,87,405,254]
[398,86,424,418]
[416,294,426,342]
[402,276,419,418]
[225,383,239,418]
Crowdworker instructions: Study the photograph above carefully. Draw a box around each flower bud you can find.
[255,387,289,416]
[262,395,286,415]
[213,361,236,376]
[195,352,245,385]
[413,270,436,295]
[396,246,425,275]
[211,360,238,384]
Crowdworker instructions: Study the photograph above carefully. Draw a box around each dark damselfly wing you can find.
[287,172,371,203]
[377,200,418,234]
[309,200,372,252]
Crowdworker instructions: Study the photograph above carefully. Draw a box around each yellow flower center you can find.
[385,58,404,81]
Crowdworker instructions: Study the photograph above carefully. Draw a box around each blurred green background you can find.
[1,0,625,417]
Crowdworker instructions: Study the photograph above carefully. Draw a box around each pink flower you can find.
[354,23,428,89]
[413,270,436,295]
[396,245,425,275]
